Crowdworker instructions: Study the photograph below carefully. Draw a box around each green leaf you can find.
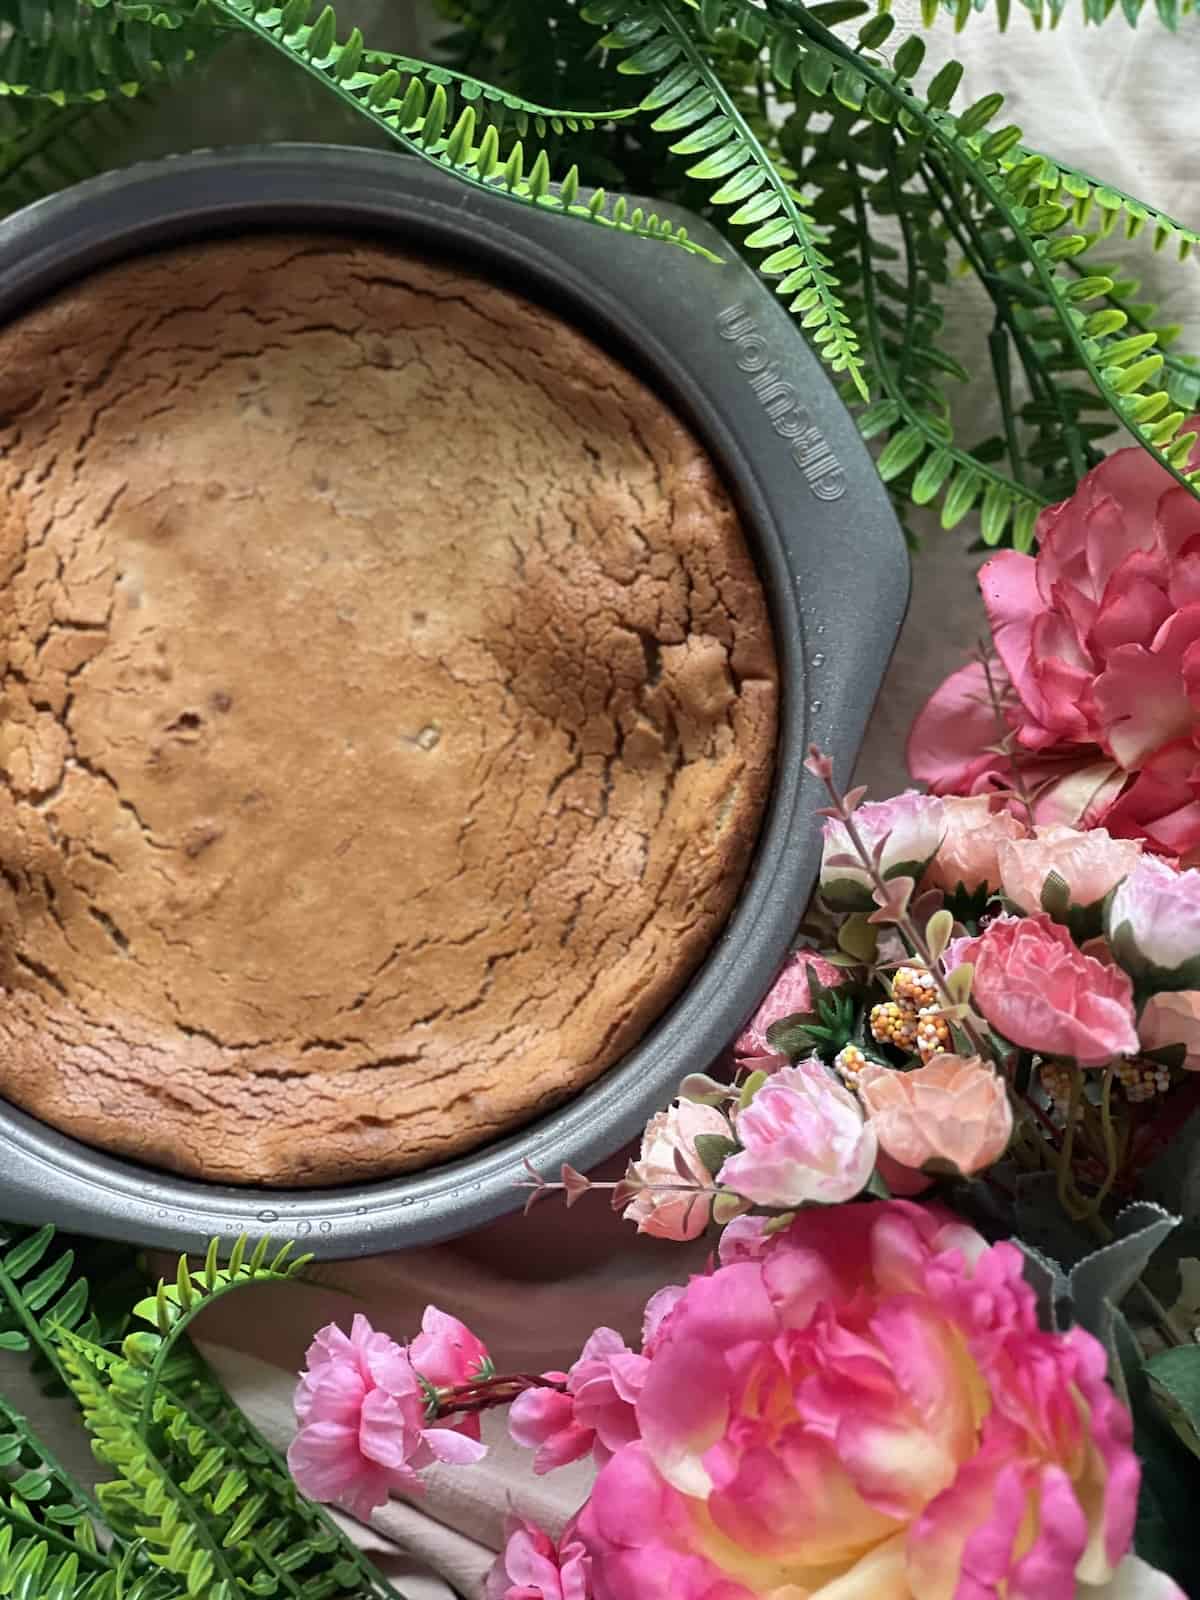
[693,1134,740,1178]
[956,91,1003,136]
[875,424,925,481]
[1147,1346,1200,1463]
[2,1228,55,1281]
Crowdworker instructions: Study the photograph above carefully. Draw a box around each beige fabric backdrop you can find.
[4,8,1199,1596]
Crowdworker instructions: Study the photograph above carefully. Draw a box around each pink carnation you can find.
[508,1329,648,1475]
[998,824,1142,913]
[1139,990,1200,1069]
[719,1056,877,1208]
[924,793,1026,895]
[957,912,1139,1066]
[485,1517,592,1600]
[288,1314,486,1519]
[734,949,845,1056]
[821,790,945,909]
[624,1100,730,1242]
[908,430,1200,858]
[573,1203,1153,1599]
[858,1054,1013,1178]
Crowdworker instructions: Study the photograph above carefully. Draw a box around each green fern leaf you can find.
[594,0,867,394]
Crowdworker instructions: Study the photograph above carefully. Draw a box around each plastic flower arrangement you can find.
[285,786,1200,1593]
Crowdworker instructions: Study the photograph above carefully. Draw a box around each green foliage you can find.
[0,98,158,216]
[182,0,716,259]
[0,1,211,104]
[0,1227,405,1600]
[585,0,866,393]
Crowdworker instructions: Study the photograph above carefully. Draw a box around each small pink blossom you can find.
[508,1330,648,1475]
[956,912,1139,1066]
[485,1516,592,1600]
[624,1100,730,1242]
[641,1285,685,1357]
[719,1056,876,1208]
[924,793,1026,895]
[288,1314,486,1519]
[408,1306,492,1447]
[716,1214,772,1264]
[998,824,1143,914]
[858,1054,1013,1178]
[1139,990,1200,1069]
[821,790,945,910]
[734,949,845,1056]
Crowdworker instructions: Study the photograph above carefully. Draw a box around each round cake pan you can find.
[0,145,908,1258]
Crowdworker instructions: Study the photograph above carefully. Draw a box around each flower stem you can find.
[433,1373,566,1422]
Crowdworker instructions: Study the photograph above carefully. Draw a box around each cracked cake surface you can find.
[0,233,778,1186]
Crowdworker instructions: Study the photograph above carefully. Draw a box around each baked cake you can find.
[0,234,778,1186]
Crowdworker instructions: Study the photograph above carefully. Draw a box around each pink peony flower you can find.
[623,1100,731,1242]
[573,1202,1160,1599]
[1139,990,1200,1068]
[858,1053,1013,1177]
[923,793,1026,895]
[957,912,1139,1066]
[821,790,945,910]
[485,1516,592,1600]
[998,824,1143,914]
[408,1306,492,1442]
[288,1314,486,1519]
[909,430,1200,858]
[733,949,845,1056]
[718,1056,876,1208]
[508,1329,648,1475]
[1107,853,1200,984]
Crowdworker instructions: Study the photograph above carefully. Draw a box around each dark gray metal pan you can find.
[0,145,908,1258]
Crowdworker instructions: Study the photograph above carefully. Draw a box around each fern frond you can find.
[129,1234,311,1433]
[0,2,206,104]
[0,1225,136,1390]
[585,0,868,396]
[58,1333,244,1600]
[929,0,1195,32]
[0,95,156,214]
[360,48,638,135]
[765,0,1200,505]
[192,0,716,260]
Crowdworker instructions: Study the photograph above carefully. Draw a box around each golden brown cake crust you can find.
[0,233,777,1186]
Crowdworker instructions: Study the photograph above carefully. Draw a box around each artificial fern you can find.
[0,1225,409,1600]
[585,0,867,394]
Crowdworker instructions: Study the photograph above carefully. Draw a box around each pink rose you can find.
[573,1202,1154,1599]
[288,1314,486,1518]
[958,912,1139,1066]
[998,824,1143,914]
[1139,990,1200,1068]
[821,790,945,910]
[485,1517,592,1600]
[718,1056,876,1207]
[858,1053,1013,1177]
[1107,853,1200,984]
[909,430,1200,857]
[509,1329,648,1474]
[733,948,845,1056]
[923,793,1026,895]
[624,1100,730,1242]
